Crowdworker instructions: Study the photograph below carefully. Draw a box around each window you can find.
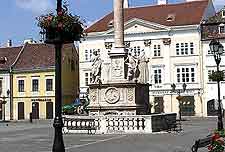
[154,45,161,57]
[0,79,2,94]
[222,10,225,18]
[85,49,101,61]
[85,50,88,61]
[177,67,195,83]
[32,79,39,92]
[129,46,143,57]
[84,72,92,86]
[219,25,225,34]
[46,79,53,91]
[85,73,89,86]
[154,69,162,84]
[18,80,24,92]
[176,42,194,55]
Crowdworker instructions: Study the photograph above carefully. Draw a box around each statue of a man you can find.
[137,51,149,83]
[91,50,103,83]
[125,52,140,81]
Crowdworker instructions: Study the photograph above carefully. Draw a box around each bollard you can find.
[29,112,33,123]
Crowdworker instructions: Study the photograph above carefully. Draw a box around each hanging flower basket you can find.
[37,3,86,44]
[209,71,224,82]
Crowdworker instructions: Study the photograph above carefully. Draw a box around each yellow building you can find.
[12,43,79,120]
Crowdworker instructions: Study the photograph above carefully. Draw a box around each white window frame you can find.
[176,42,194,55]
[153,45,161,57]
[219,24,225,34]
[153,68,162,84]
[176,67,195,83]
[84,72,92,86]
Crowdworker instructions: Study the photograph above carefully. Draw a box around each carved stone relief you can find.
[127,88,134,102]
[112,59,123,78]
[90,89,97,103]
[105,87,120,104]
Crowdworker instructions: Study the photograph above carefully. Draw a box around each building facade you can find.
[79,0,216,117]
[201,7,225,116]
[0,42,79,120]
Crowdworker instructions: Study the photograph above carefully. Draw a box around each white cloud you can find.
[16,0,54,14]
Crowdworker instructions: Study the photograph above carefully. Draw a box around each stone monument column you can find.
[114,0,124,48]
[109,0,127,81]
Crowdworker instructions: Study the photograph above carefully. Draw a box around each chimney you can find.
[158,0,168,5]
[124,0,129,8]
[7,39,12,47]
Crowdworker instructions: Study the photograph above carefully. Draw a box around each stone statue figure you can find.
[125,52,140,81]
[91,50,103,83]
[137,51,149,83]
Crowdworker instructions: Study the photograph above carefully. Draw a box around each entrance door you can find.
[154,97,164,113]
[32,102,39,119]
[46,102,53,119]
[0,103,2,120]
[207,99,217,116]
[18,102,24,120]
[180,96,195,116]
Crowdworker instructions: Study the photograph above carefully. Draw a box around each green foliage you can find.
[209,71,224,82]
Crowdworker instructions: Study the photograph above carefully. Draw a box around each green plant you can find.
[36,1,86,43]
[208,130,225,152]
[209,71,224,82]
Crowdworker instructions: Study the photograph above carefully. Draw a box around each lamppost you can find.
[171,83,187,121]
[209,39,224,131]
[51,0,65,152]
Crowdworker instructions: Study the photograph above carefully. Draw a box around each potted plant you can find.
[36,2,86,44]
[208,130,225,152]
[209,71,224,82]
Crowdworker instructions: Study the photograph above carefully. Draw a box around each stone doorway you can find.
[32,102,39,119]
[207,99,217,116]
[180,96,195,116]
[18,102,24,120]
[46,102,53,119]
[154,97,164,114]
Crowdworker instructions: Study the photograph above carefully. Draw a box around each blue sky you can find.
[0,0,224,46]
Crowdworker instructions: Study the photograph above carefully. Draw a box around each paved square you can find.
[0,117,219,152]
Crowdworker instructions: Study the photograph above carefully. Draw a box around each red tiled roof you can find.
[13,43,55,70]
[13,43,74,71]
[0,46,22,70]
[86,0,209,33]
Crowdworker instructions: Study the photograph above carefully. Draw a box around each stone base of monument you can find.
[88,82,150,116]
[62,113,177,134]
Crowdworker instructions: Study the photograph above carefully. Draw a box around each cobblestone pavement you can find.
[0,117,220,152]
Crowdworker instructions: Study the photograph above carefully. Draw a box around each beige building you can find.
[79,0,216,117]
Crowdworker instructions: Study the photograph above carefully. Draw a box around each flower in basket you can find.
[36,2,86,43]
[208,130,225,152]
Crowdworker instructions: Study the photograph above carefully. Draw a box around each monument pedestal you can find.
[88,82,149,115]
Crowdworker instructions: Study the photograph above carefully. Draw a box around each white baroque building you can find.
[79,0,219,117]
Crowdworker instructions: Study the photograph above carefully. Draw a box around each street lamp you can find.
[51,0,65,152]
[209,39,224,131]
[171,83,187,121]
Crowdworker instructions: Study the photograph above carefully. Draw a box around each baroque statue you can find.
[125,52,140,81]
[91,50,103,83]
[137,51,149,83]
